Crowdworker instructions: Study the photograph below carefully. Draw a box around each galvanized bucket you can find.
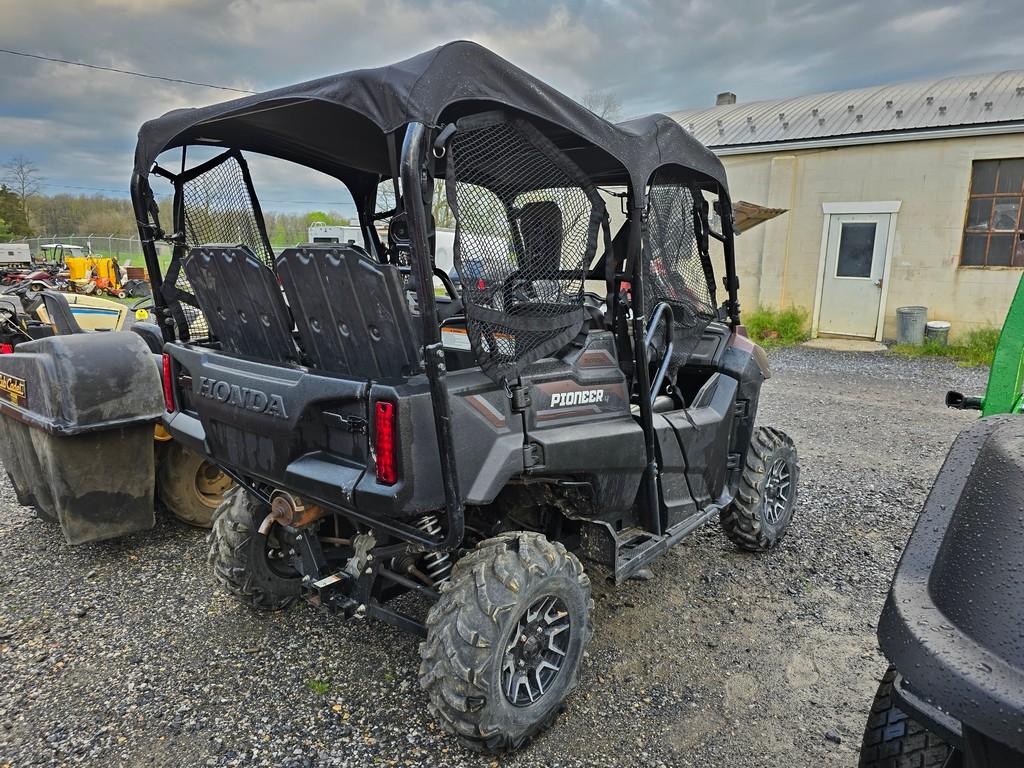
[925,320,951,346]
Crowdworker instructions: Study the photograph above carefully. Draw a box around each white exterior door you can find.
[817,213,891,338]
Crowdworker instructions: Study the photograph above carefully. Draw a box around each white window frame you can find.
[812,201,901,341]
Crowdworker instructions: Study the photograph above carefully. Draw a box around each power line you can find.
[0,47,255,94]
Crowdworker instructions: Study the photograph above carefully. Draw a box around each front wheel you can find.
[859,666,953,767]
[419,531,593,753]
[720,426,799,552]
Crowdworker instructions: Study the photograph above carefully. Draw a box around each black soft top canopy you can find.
[134,40,727,195]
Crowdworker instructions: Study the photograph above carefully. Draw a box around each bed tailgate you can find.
[165,344,370,502]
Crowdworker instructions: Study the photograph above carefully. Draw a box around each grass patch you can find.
[306,679,331,695]
[890,327,999,367]
[744,306,809,348]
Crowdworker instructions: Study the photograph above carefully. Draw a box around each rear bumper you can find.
[879,415,1024,754]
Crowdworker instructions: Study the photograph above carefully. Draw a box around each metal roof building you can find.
[669,71,1024,154]
[666,71,1024,344]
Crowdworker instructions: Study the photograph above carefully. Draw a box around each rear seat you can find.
[276,245,419,379]
[183,244,298,363]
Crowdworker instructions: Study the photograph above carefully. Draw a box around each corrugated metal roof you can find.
[669,71,1024,151]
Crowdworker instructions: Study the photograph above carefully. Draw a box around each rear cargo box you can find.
[0,332,163,544]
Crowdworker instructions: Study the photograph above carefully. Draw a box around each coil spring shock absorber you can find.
[415,513,453,585]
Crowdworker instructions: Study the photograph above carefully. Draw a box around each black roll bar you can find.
[627,197,662,537]
[399,122,465,553]
[130,171,174,343]
[719,192,741,328]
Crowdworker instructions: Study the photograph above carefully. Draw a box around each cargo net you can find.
[446,116,603,383]
[643,176,717,370]
[166,150,274,342]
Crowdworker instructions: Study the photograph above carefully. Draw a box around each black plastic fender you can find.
[879,415,1024,753]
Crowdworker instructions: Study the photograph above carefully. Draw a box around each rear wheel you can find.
[157,443,235,527]
[207,487,301,611]
[859,666,953,767]
[419,531,593,753]
[720,426,799,552]
[5,470,35,509]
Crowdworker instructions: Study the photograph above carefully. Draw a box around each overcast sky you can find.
[3,0,1023,215]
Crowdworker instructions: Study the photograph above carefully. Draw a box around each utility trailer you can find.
[0,285,235,540]
[123,41,799,752]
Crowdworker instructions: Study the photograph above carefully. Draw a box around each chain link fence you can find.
[0,234,168,265]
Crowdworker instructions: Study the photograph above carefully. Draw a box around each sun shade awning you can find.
[133,41,728,194]
[731,201,787,233]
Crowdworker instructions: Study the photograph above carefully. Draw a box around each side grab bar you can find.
[644,302,674,405]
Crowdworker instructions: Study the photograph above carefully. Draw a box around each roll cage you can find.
[130,41,742,555]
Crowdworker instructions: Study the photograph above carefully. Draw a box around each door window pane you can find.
[836,222,876,277]
[996,159,1024,194]
[971,160,999,194]
[992,197,1021,230]
[966,198,993,229]
[961,234,987,266]
[987,235,1014,266]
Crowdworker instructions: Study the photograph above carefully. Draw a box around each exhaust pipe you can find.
[946,391,983,410]
[258,491,327,534]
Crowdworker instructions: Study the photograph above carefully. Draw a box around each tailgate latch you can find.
[324,410,368,434]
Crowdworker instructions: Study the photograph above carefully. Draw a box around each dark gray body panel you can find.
[166,344,526,517]
[879,415,1024,754]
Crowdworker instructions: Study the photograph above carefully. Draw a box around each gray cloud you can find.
[2,0,1022,212]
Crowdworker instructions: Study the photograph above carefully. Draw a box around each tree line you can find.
[0,154,356,245]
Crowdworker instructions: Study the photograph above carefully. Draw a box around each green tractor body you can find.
[946,272,1024,416]
[981,273,1024,415]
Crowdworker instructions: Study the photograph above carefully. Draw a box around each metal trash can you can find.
[896,306,928,345]
[925,320,951,346]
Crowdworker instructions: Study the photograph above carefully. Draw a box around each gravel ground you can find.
[0,347,987,768]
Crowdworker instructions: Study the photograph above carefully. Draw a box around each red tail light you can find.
[161,353,176,412]
[0,343,13,354]
[374,401,397,485]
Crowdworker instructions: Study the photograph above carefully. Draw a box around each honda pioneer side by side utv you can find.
[130,42,799,752]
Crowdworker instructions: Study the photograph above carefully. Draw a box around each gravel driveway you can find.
[0,347,987,768]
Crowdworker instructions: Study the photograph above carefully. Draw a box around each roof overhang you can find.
[708,121,1024,156]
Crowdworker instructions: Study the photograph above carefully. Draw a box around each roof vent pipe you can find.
[716,91,737,105]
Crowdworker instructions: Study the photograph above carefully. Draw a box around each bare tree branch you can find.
[3,155,42,227]
[579,89,623,122]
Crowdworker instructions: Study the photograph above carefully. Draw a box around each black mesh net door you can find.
[161,150,275,342]
[445,113,606,384]
[643,171,718,368]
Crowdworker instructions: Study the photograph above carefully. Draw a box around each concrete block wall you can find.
[722,133,1024,339]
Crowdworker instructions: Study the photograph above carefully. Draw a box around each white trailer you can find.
[307,222,455,274]
[0,243,32,268]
